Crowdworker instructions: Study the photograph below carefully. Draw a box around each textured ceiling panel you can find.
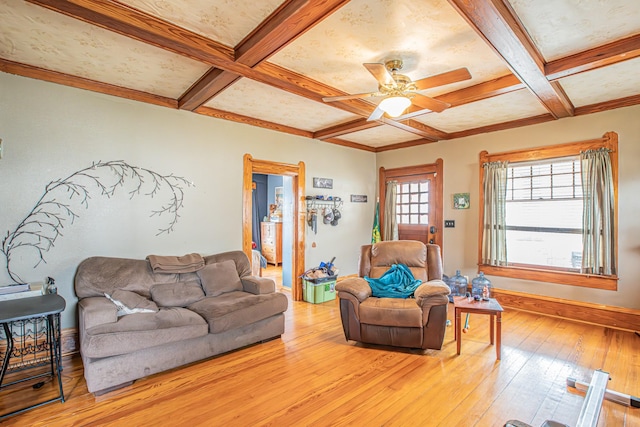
[0,0,209,98]
[416,89,549,133]
[558,57,640,107]
[270,0,510,96]
[339,124,419,147]
[1,0,639,150]
[122,0,284,47]
[509,0,640,61]
[204,78,359,131]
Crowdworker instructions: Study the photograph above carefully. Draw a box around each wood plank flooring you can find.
[1,293,639,426]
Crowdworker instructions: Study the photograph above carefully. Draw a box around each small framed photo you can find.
[453,193,470,209]
[313,177,333,189]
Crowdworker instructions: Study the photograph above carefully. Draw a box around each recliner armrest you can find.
[241,276,275,294]
[335,277,372,302]
[414,280,450,307]
[79,297,118,330]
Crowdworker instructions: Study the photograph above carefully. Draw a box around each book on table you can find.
[0,282,45,300]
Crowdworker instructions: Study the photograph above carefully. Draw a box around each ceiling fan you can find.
[322,59,471,121]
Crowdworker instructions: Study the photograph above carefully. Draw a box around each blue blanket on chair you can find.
[365,263,422,299]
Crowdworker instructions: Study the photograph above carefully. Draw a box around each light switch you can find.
[444,220,455,228]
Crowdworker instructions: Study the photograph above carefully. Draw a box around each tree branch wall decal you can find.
[1,160,193,284]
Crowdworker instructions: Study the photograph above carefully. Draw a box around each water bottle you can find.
[471,272,491,299]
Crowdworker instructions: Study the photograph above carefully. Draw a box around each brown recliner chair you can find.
[335,240,450,350]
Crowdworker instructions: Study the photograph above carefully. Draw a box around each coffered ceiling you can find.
[1,0,639,151]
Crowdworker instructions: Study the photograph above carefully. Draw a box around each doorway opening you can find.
[251,173,289,289]
[242,154,305,301]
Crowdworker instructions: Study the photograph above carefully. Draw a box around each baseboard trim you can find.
[61,328,79,355]
[493,288,640,332]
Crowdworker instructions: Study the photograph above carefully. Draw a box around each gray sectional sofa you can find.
[74,250,288,395]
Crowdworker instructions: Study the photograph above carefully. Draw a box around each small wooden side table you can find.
[0,293,66,419]
[454,296,504,360]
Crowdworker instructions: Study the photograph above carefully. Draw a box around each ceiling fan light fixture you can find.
[379,96,411,117]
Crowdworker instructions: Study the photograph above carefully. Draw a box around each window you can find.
[478,132,618,290]
[505,157,582,270]
[396,180,430,225]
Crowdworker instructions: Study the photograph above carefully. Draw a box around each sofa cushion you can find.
[197,259,243,297]
[188,291,288,334]
[83,307,208,358]
[105,290,159,316]
[150,281,205,307]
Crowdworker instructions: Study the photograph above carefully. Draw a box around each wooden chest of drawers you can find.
[261,221,282,266]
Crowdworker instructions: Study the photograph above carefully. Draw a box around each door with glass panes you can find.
[379,162,442,248]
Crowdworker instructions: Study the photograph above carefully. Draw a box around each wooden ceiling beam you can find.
[448,0,574,119]
[195,106,313,138]
[314,118,380,140]
[574,93,640,116]
[380,118,446,141]
[447,113,554,140]
[374,138,440,153]
[179,69,242,111]
[546,34,640,81]
[24,0,452,141]
[0,58,177,108]
[27,1,362,110]
[27,0,235,66]
[321,137,377,152]
[235,0,348,66]
[180,0,349,110]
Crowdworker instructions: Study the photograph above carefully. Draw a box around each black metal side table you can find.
[0,293,66,419]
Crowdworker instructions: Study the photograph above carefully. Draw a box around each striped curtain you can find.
[482,161,508,266]
[581,149,616,275]
[383,181,398,241]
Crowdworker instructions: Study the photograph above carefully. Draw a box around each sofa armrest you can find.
[414,280,450,307]
[241,276,275,295]
[78,297,118,330]
[335,277,372,302]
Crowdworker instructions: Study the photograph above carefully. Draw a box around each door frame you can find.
[379,159,444,248]
[243,154,306,301]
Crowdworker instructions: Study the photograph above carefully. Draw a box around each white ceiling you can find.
[1,0,639,151]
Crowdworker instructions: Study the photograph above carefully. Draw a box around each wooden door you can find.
[396,175,438,244]
[379,160,443,249]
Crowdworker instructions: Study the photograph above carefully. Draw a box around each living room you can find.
[1,0,639,425]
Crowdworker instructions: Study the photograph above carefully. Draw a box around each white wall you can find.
[377,104,640,309]
[0,72,377,327]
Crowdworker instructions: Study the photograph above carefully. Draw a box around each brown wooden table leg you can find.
[496,311,502,360]
[490,314,495,345]
[456,308,461,355]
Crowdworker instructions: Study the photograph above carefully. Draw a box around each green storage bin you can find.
[303,278,336,304]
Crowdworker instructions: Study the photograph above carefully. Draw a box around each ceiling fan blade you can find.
[322,92,381,102]
[366,105,385,122]
[411,93,451,113]
[363,63,396,87]
[413,68,471,91]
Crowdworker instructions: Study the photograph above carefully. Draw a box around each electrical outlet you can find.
[444,220,455,228]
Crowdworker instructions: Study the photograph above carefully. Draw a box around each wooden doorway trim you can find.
[243,154,306,301]
[379,159,444,248]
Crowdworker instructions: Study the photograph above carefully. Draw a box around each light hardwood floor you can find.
[1,294,639,426]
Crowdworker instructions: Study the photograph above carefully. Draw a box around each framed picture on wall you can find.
[313,177,333,189]
[453,193,470,209]
[275,186,284,208]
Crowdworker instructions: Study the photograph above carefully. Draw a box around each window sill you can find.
[478,264,618,291]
